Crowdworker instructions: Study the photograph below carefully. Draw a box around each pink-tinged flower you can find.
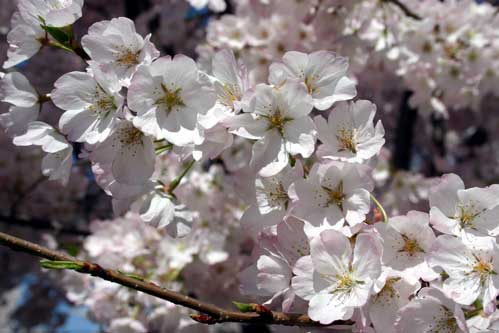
[269,50,357,110]
[291,161,373,237]
[18,0,83,27]
[228,82,316,177]
[13,121,73,185]
[395,287,468,333]
[88,120,155,186]
[52,62,124,144]
[368,270,421,333]
[292,230,382,324]
[375,211,438,284]
[427,235,499,311]
[239,219,309,312]
[81,17,160,86]
[240,162,303,237]
[315,100,385,164]
[0,72,40,137]
[429,173,499,237]
[201,49,251,128]
[128,55,216,147]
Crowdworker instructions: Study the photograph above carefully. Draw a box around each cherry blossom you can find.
[81,17,160,86]
[240,162,303,237]
[315,100,385,164]
[12,121,73,185]
[228,81,316,176]
[375,211,438,284]
[88,120,155,186]
[128,55,216,147]
[52,62,124,144]
[395,287,468,333]
[427,235,499,311]
[268,50,357,110]
[0,72,40,137]
[292,230,382,324]
[18,0,83,28]
[291,161,373,237]
[429,173,499,237]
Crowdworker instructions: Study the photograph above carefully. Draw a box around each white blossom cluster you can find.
[199,0,499,116]
[2,1,499,332]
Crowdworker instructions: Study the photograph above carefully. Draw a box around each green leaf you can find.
[40,24,71,46]
[40,260,84,271]
[118,270,145,281]
[233,301,254,313]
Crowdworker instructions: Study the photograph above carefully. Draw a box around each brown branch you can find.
[0,231,347,327]
[384,0,422,20]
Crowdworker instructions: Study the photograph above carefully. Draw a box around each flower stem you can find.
[370,193,388,223]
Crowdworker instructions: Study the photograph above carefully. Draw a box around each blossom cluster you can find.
[2,1,499,332]
[200,0,499,115]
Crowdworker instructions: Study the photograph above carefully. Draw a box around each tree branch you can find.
[384,0,422,20]
[0,231,346,327]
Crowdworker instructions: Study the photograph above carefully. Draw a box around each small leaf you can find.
[118,270,145,281]
[233,301,254,313]
[40,260,83,271]
[40,25,70,45]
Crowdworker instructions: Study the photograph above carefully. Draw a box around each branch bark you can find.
[0,231,347,327]
[385,0,422,20]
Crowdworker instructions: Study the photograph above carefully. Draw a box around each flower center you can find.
[323,182,345,210]
[455,203,480,229]
[220,84,241,108]
[156,84,185,113]
[117,50,140,67]
[88,94,116,117]
[399,234,424,256]
[337,127,357,153]
[472,258,494,285]
[304,75,318,94]
[265,109,291,135]
[333,273,355,293]
[117,126,143,146]
[268,182,289,208]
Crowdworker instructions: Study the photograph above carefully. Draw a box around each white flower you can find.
[228,82,316,177]
[395,287,468,333]
[201,49,250,128]
[292,230,382,324]
[315,100,385,163]
[269,50,357,110]
[52,62,124,144]
[127,55,216,146]
[89,120,155,186]
[429,173,499,237]
[0,72,40,137]
[108,317,146,333]
[132,190,195,238]
[13,121,73,185]
[291,161,372,237]
[239,219,310,312]
[427,235,499,310]
[375,211,438,284]
[240,162,303,236]
[81,17,160,86]
[188,0,227,12]
[3,13,45,69]
[18,0,83,27]
[368,271,420,333]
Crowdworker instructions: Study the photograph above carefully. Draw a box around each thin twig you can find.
[384,0,422,20]
[0,231,347,327]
